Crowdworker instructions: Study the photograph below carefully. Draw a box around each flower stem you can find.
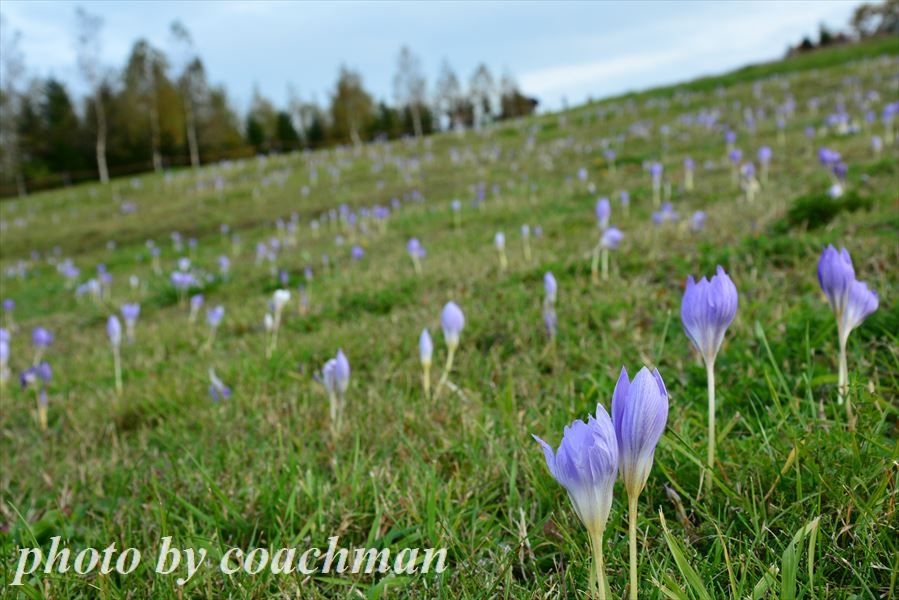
[590,529,607,600]
[706,359,716,494]
[628,495,638,600]
[113,347,123,396]
[591,244,600,285]
[434,347,456,399]
[422,363,431,400]
[837,335,848,406]
[601,248,609,281]
[838,334,853,429]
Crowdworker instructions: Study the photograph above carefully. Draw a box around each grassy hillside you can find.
[1,39,897,598]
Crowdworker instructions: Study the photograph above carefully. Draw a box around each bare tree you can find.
[434,60,464,130]
[469,63,495,130]
[170,21,204,168]
[393,46,426,138]
[0,16,26,195]
[75,7,109,184]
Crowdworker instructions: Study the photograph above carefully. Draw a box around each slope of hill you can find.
[1,39,896,597]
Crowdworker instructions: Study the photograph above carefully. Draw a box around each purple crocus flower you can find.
[816,245,878,416]
[818,147,841,167]
[334,349,350,395]
[728,148,743,164]
[532,404,618,549]
[419,329,433,367]
[690,211,707,232]
[107,315,122,347]
[351,246,364,260]
[441,302,465,350]
[817,245,855,316]
[817,245,878,341]
[611,366,669,499]
[191,294,205,311]
[757,146,772,165]
[620,191,630,207]
[2,299,14,313]
[208,369,232,402]
[544,272,557,304]
[207,306,225,328]
[122,303,140,324]
[595,198,611,229]
[649,162,663,180]
[407,238,426,258]
[32,328,53,349]
[680,266,738,365]
[21,361,52,389]
[600,227,623,250]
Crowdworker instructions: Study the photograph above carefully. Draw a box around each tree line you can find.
[0,10,538,196]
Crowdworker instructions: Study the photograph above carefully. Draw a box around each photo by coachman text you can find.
[11,536,448,586]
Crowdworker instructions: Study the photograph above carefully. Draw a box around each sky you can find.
[0,0,863,114]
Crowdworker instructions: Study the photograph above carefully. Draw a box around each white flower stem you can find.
[838,334,853,428]
[590,529,607,600]
[706,359,716,494]
[422,363,431,400]
[591,244,600,285]
[113,346,123,396]
[601,248,609,281]
[628,495,638,600]
[434,347,456,399]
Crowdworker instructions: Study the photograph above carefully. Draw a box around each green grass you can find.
[1,41,897,598]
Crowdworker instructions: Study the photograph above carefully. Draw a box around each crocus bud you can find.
[322,358,337,397]
[273,289,291,313]
[209,368,232,402]
[494,232,505,250]
[441,301,465,351]
[264,313,274,331]
[107,315,122,347]
[419,328,433,367]
[595,198,611,229]
[611,366,668,498]
[840,280,879,338]
[600,227,623,250]
[533,404,618,536]
[817,245,878,341]
[680,266,738,365]
[32,327,53,349]
[334,349,350,395]
[207,306,225,328]
[544,272,557,304]
[122,303,140,326]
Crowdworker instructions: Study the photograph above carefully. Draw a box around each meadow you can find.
[1,38,898,598]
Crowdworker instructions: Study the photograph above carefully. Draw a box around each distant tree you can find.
[851,0,899,37]
[469,64,495,129]
[304,105,327,148]
[434,60,468,130]
[170,21,204,168]
[246,88,277,152]
[369,102,401,139]
[0,16,26,194]
[498,72,538,120]
[75,7,109,183]
[39,79,85,175]
[330,66,373,146]
[123,39,167,172]
[818,23,835,46]
[199,86,244,157]
[275,111,300,150]
[393,46,427,138]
